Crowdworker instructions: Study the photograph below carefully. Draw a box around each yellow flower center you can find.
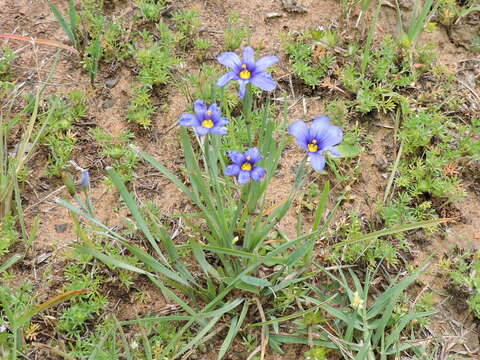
[308,139,318,153]
[241,162,252,171]
[202,119,214,128]
[239,64,251,80]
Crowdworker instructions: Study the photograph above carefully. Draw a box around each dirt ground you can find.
[1,0,480,358]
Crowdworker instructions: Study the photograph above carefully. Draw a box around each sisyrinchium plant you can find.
[57,45,445,359]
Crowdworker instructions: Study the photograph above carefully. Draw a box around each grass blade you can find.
[106,167,168,264]
[0,253,23,273]
[330,218,450,249]
[218,301,249,360]
[312,181,329,231]
[47,2,76,47]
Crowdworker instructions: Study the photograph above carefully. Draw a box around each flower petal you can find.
[217,71,236,88]
[244,147,262,163]
[321,125,343,147]
[217,52,241,69]
[195,126,209,136]
[194,99,207,115]
[208,103,220,114]
[228,151,245,165]
[250,72,276,92]
[238,80,247,99]
[242,46,255,64]
[251,166,265,182]
[310,153,326,171]
[179,113,199,127]
[255,56,279,72]
[238,170,251,184]
[288,120,309,149]
[312,115,331,127]
[211,126,228,135]
[310,116,343,147]
[216,117,229,127]
[80,170,90,189]
[310,116,330,137]
[224,164,240,176]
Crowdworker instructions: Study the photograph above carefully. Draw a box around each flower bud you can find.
[80,170,90,190]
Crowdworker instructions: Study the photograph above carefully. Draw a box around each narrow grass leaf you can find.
[175,315,222,357]
[330,218,449,249]
[106,167,167,263]
[18,289,88,326]
[0,253,23,273]
[190,239,222,281]
[241,275,271,288]
[76,245,150,275]
[48,2,76,46]
[312,181,329,231]
[218,301,249,360]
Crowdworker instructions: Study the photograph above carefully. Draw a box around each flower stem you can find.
[243,83,253,145]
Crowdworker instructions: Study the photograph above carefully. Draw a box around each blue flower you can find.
[288,116,343,171]
[224,147,266,184]
[179,99,229,136]
[216,46,279,98]
[80,170,90,189]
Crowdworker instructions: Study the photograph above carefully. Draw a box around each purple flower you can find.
[224,147,266,184]
[80,170,90,189]
[179,99,229,136]
[288,116,343,171]
[216,46,279,99]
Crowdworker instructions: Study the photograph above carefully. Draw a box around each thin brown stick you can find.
[254,297,268,360]
[0,34,79,55]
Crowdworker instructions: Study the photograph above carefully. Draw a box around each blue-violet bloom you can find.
[224,147,266,184]
[288,115,343,171]
[216,46,278,99]
[80,170,90,190]
[179,99,229,136]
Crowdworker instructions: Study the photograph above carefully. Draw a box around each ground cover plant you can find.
[1,0,479,359]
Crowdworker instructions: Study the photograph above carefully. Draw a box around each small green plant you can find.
[135,33,180,87]
[193,38,212,60]
[58,264,108,335]
[172,9,201,49]
[224,12,250,50]
[443,249,480,319]
[284,31,336,87]
[40,90,87,177]
[90,127,138,184]
[83,36,103,84]
[136,0,167,21]
[470,36,480,52]
[0,48,17,81]
[127,84,156,128]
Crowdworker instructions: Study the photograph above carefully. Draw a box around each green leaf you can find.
[218,301,249,360]
[190,239,222,281]
[312,181,329,231]
[48,2,76,47]
[330,218,448,249]
[0,253,23,273]
[76,245,150,275]
[240,275,271,288]
[106,167,168,265]
[335,143,362,158]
